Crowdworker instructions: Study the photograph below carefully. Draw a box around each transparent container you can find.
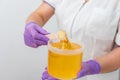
[47,39,83,80]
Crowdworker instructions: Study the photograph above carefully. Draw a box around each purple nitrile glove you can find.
[41,60,101,80]
[42,68,57,80]
[77,60,101,78]
[24,22,49,48]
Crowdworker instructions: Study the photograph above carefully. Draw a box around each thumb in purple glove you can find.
[77,60,101,78]
[24,22,49,48]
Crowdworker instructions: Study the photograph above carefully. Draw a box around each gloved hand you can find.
[77,60,101,78]
[42,68,57,80]
[24,22,49,48]
[41,60,101,80]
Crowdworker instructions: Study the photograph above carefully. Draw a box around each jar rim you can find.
[47,39,84,55]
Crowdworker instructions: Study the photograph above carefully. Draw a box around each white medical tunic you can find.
[43,0,120,80]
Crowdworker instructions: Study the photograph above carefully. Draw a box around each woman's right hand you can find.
[24,22,49,48]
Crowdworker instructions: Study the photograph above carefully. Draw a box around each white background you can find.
[0,0,58,80]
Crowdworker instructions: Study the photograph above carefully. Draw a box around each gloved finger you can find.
[77,69,87,78]
[48,76,57,80]
[42,71,49,80]
[42,69,57,80]
[34,39,48,46]
[28,28,49,43]
[77,62,89,78]
[34,24,50,35]
[33,33,49,43]
[24,31,38,48]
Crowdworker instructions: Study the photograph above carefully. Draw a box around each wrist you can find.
[26,21,39,25]
[26,12,44,26]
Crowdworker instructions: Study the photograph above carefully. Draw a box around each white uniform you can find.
[43,0,120,80]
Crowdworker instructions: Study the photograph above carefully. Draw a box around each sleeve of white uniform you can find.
[115,19,120,45]
[42,0,61,8]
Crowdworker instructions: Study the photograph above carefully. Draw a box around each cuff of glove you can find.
[26,21,41,26]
